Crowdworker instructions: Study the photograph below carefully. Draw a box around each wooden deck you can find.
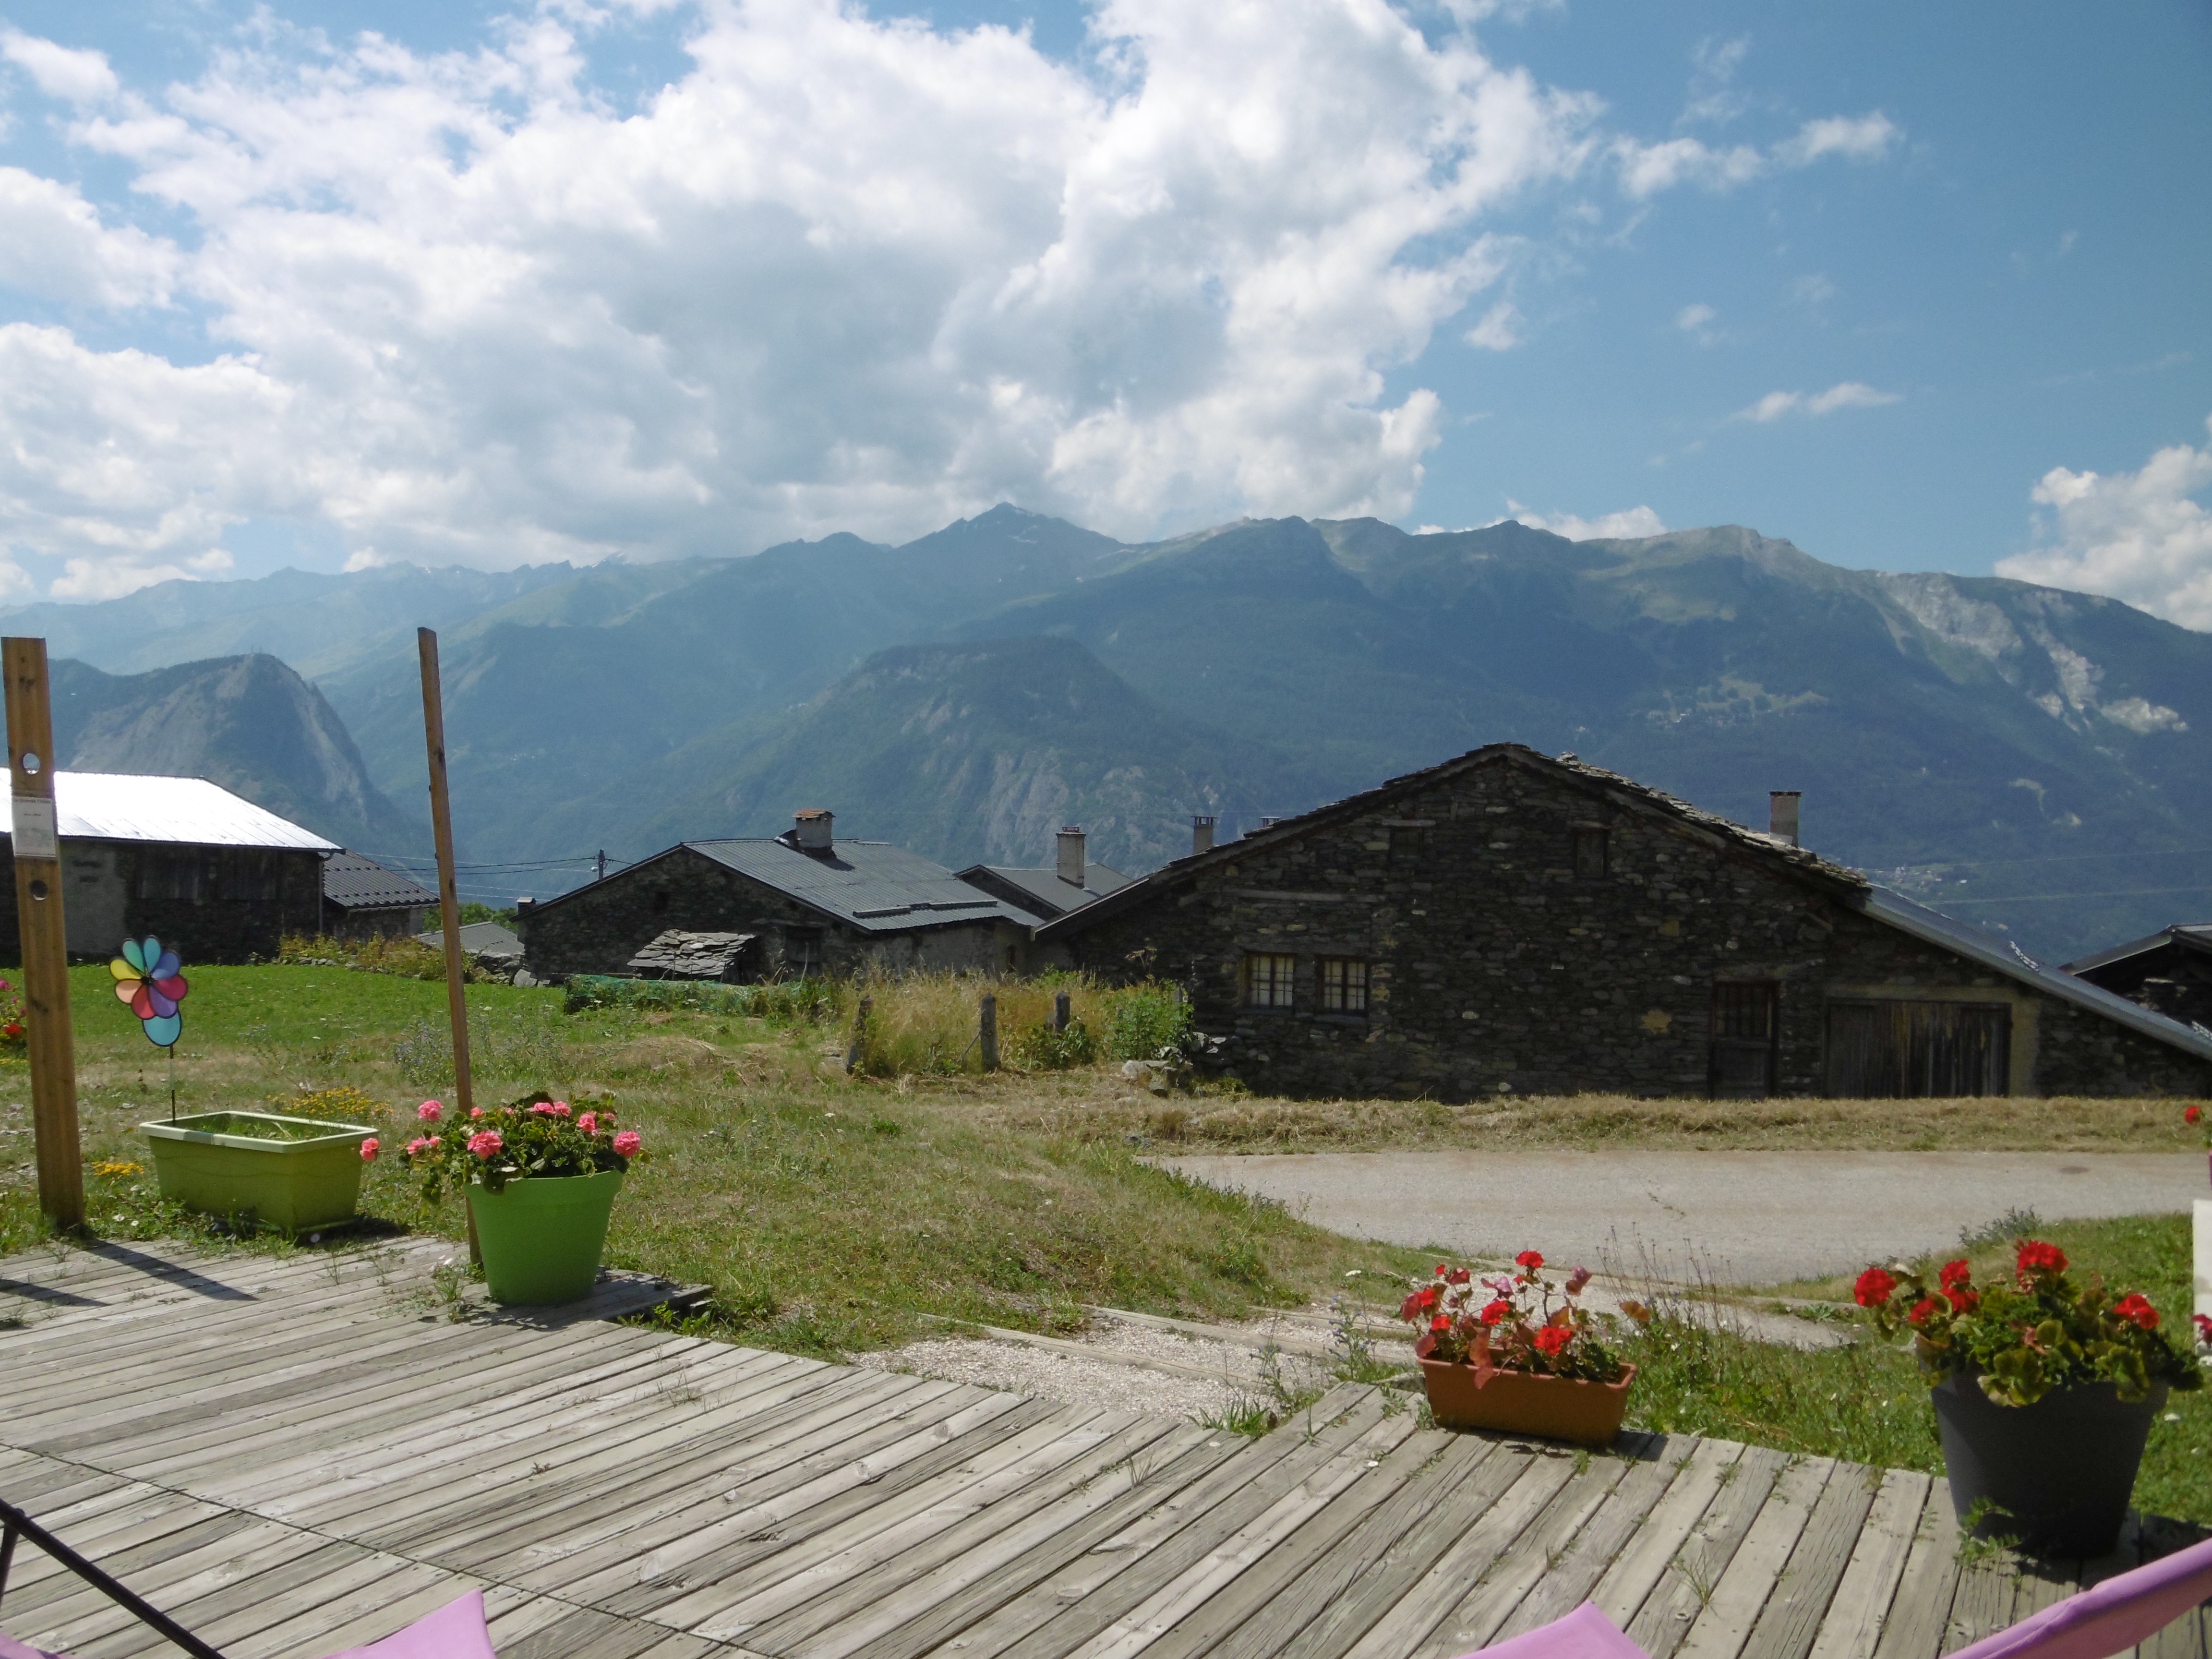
[1,1239,2203,1659]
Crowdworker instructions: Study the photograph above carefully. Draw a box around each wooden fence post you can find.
[845,996,871,1074]
[1052,991,1070,1034]
[418,629,478,1263]
[4,638,81,1229]
[979,993,999,1072]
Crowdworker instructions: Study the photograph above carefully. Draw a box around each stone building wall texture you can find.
[0,842,325,964]
[519,847,1020,980]
[1058,756,2210,1100]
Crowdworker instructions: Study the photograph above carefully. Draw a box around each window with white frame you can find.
[1318,957,1369,1012]
[1244,952,1297,1008]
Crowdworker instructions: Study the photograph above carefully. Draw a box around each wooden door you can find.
[1824,999,2010,1097]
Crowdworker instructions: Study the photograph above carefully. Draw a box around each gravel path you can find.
[1158,1149,2208,1284]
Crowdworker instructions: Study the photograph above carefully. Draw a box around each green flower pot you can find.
[141,1111,376,1232]
[466,1169,624,1304]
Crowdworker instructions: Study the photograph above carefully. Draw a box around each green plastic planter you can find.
[141,1111,376,1232]
[466,1169,624,1304]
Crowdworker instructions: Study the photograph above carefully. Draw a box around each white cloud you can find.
[1674,301,1716,342]
[0,0,1903,591]
[1465,301,1522,351]
[1615,110,1898,198]
[1735,381,1899,421]
[1995,417,2212,630]
[0,30,119,105]
[0,168,178,306]
[1503,500,1666,540]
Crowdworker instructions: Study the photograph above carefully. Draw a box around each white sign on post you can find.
[9,795,58,861]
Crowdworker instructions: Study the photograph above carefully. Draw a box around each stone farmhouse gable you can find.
[1037,743,2212,1101]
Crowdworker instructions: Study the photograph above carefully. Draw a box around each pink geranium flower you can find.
[418,1100,443,1121]
[613,1130,641,1158]
[577,1111,597,1134]
[405,1136,436,1156]
[469,1106,485,1119]
[359,1138,380,1161]
[467,1130,504,1157]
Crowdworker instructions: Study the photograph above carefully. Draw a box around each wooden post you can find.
[418,630,478,1262]
[845,996,871,1074]
[979,992,999,1072]
[1052,990,1070,1034]
[4,638,82,1229]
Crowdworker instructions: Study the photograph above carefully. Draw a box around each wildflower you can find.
[2015,1240,2068,1278]
[360,1138,380,1162]
[418,1101,443,1121]
[2113,1293,2160,1331]
[1515,1250,1544,1271]
[613,1130,641,1158]
[1853,1267,1897,1308]
[1479,1299,1511,1325]
[1532,1325,1572,1358]
[467,1130,503,1158]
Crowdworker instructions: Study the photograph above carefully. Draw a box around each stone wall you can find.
[0,842,325,964]
[518,846,1019,980]
[1057,756,2211,1100]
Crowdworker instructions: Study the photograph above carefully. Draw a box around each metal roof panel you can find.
[685,838,1034,931]
[322,851,435,909]
[11,772,338,852]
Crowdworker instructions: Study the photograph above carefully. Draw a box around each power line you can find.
[1932,885,2212,907]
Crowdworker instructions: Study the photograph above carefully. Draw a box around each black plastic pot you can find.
[1933,1371,2165,1557]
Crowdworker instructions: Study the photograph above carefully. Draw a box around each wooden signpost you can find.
[4,637,83,1228]
[417,629,475,1122]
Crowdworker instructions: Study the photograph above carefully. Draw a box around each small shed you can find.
[321,852,435,939]
[0,771,335,962]
[626,930,757,981]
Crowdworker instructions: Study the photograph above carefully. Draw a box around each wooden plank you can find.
[1736,1462,1883,1659]
[1868,1483,1961,1659]
[1804,1471,1933,1659]
[1941,1551,2020,1654]
[1489,1440,1697,1642]
[1625,1443,1791,1659]
[1419,1444,1644,1659]
[1676,1455,1839,1659]
[1591,1438,1747,1632]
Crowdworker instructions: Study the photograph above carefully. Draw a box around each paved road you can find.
[1160,1150,2210,1285]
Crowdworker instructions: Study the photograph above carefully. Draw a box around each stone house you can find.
[956,825,1132,922]
[320,851,434,939]
[517,809,1034,982]
[1,771,335,963]
[2064,925,2212,1030]
[1035,744,2212,1100]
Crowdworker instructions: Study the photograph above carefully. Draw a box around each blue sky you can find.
[0,0,2206,623]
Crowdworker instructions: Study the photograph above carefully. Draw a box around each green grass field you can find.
[3,962,2207,1523]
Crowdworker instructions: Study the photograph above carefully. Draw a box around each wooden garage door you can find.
[1824,1000,2010,1098]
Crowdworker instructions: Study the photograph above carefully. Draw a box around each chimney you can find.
[1056,825,1086,887]
[1191,815,1216,856]
[516,897,535,915]
[793,808,834,854]
[1769,791,1801,848]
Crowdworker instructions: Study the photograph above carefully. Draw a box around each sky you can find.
[0,0,2207,626]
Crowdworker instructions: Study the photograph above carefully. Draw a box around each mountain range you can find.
[11,504,2208,960]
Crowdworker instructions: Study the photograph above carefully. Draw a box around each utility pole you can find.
[4,638,81,1228]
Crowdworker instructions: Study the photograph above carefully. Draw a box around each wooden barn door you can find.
[1708,981,1779,1098]
[1825,999,2010,1097]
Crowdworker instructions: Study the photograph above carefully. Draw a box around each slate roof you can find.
[322,851,435,911]
[628,930,757,979]
[418,921,524,958]
[1039,742,1866,940]
[955,862,1133,920]
[2062,923,2212,977]
[8,772,338,853]
[532,837,1033,933]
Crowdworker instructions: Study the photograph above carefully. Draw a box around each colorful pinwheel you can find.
[111,936,189,1048]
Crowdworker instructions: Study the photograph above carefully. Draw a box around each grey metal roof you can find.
[956,862,1133,920]
[2062,923,2212,977]
[1855,887,2212,1061]
[8,771,338,852]
[322,851,435,910]
[684,838,1034,932]
[418,921,523,958]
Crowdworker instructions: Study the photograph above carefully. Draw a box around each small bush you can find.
[1102,983,1191,1061]
[1007,1015,1099,1071]
[564,975,836,1024]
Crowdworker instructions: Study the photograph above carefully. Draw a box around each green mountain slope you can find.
[50,655,426,857]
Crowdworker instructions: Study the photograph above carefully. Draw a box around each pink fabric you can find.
[1455,1602,1652,1659]
[0,1633,70,1659]
[1947,1536,2212,1659]
[318,1590,497,1659]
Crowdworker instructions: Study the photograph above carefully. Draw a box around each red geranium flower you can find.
[2016,1241,2068,1277]
[2196,1313,2212,1342]
[1431,1313,1450,1332]
[1479,1298,1511,1325]
[2113,1293,2160,1331]
[1447,1267,1472,1285]
[1400,1293,1424,1322]
[1515,1250,1544,1270]
[1854,1267,1897,1308]
[1938,1260,1972,1292]
[1904,1296,1942,1327]
[1532,1325,1572,1358]
[2188,1106,2203,1125]
[1418,1284,1439,1309]
[1945,1288,1978,1314]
